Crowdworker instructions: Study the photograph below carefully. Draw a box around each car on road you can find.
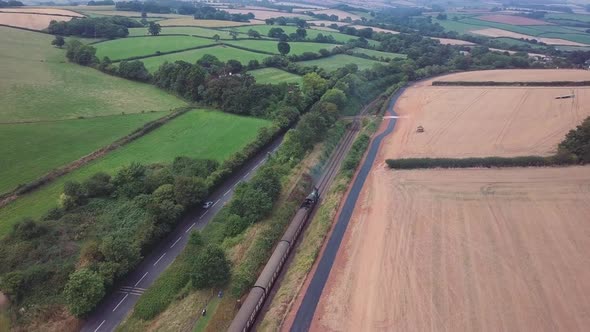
[203,201,213,209]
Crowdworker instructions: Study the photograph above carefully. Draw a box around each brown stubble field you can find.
[309,69,590,332]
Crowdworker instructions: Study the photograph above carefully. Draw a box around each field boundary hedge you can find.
[0,10,81,18]
[385,155,577,169]
[222,42,277,56]
[432,80,590,87]
[0,107,192,208]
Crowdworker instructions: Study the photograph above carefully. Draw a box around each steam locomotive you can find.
[228,187,320,332]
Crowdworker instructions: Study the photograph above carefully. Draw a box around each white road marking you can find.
[185,223,196,233]
[383,115,408,119]
[223,189,231,197]
[112,293,129,312]
[233,181,241,188]
[94,320,106,332]
[134,272,148,287]
[199,210,209,220]
[244,171,250,178]
[212,199,220,208]
[170,236,182,248]
[153,253,166,266]
[257,160,264,167]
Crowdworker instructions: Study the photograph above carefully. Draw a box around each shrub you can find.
[559,116,590,163]
[63,268,105,317]
[188,244,230,289]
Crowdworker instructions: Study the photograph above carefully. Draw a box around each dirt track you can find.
[309,70,590,331]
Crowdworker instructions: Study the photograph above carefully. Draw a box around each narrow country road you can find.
[82,138,282,332]
[290,87,407,332]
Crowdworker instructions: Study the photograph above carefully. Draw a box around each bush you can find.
[559,116,590,163]
[63,268,105,317]
[12,218,46,240]
[188,244,230,289]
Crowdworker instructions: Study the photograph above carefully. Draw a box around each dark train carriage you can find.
[281,208,310,245]
[254,241,290,291]
[227,287,265,332]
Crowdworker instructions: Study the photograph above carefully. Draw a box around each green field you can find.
[0,26,185,122]
[226,39,337,55]
[436,16,590,45]
[94,35,215,60]
[223,25,360,43]
[128,26,234,39]
[0,112,163,195]
[139,45,269,72]
[545,13,590,24]
[249,67,302,84]
[299,54,383,71]
[351,48,406,60]
[0,110,271,237]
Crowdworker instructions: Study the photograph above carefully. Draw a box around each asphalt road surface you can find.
[290,87,407,332]
[82,138,283,332]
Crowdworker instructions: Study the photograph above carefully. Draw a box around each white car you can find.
[202,201,213,209]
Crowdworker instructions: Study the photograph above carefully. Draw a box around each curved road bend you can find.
[82,138,283,332]
[290,87,407,332]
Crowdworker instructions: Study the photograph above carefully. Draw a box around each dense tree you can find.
[48,17,137,39]
[51,35,65,48]
[268,27,285,38]
[302,72,328,100]
[295,27,307,40]
[213,34,220,42]
[320,88,347,110]
[189,245,231,289]
[63,268,105,317]
[247,29,262,39]
[229,31,239,40]
[65,40,97,66]
[118,60,150,81]
[174,176,207,207]
[113,162,147,198]
[277,41,291,55]
[559,116,590,163]
[99,236,141,278]
[148,22,161,36]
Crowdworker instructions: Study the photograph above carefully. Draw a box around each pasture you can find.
[310,69,590,331]
[225,39,338,55]
[0,110,271,237]
[139,45,269,72]
[0,112,163,195]
[299,54,383,71]
[0,26,185,122]
[249,67,302,84]
[128,26,234,39]
[94,35,215,61]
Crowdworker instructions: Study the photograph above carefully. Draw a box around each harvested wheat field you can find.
[307,69,590,332]
[313,167,590,332]
[390,70,590,158]
[471,28,587,46]
[0,12,72,30]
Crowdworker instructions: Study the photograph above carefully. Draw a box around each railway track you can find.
[247,101,377,330]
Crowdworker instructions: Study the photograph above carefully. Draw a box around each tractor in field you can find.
[417,125,424,133]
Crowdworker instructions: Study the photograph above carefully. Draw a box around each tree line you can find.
[48,16,141,39]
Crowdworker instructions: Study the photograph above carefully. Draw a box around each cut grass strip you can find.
[299,54,383,71]
[248,67,303,85]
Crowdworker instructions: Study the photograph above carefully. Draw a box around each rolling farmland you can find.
[307,69,590,332]
[94,35,215,61]
[0,110,271,237]
[0,26,184,122]
[223,25,361,43]
[249,67,303,84]
[299,54,383,71]
[225,39,338,55]
[140,45,269,72]
[128,26,234,39]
